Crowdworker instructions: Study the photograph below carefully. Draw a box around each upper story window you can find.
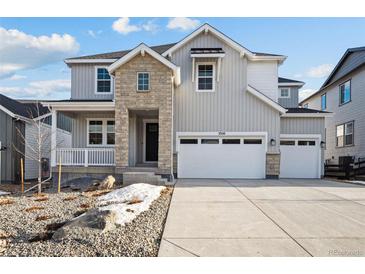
[321,93,327,110]
[137,72,150,91]
[336,121,354,147]
[279,88,290,98]
[95,67,112,94]
[196,63,215,92]
[339,80,351,105]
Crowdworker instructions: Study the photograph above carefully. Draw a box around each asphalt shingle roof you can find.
[286,107,330,114]
[0,94,49,119]
[278,77,304,84]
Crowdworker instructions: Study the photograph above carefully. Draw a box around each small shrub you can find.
[35,215,52,222]
[90,190,111,197]
[80,203,90,209]
[34,197,49,202]
[0,198,14,206]
[24,206,44,212]
[127,197,143,205]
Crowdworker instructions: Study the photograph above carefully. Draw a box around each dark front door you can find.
[145,123,158,162]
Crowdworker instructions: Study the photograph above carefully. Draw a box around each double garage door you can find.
[177,134,266,179]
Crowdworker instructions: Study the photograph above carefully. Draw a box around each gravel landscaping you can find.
[0,185,172,257]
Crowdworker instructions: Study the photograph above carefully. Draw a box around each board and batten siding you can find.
[71,112,115,148]
[303,66,365,163]
[171,31,280,153]
[24,122,71,180]
[0,110,14,182]
[71,63,114,100]
[278,87,299,108]
[280,116,325,174]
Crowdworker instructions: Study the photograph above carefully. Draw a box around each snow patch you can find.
[97,183,165,226]
[0,191,10,196]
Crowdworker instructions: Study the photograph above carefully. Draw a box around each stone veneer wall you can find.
[266,153,280,179]
[114,53,173,175]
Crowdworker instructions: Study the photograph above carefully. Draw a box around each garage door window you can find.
[201,139,219,144]
[244,139,262,144]
[222,139,240,144]
[280,140,295,146]
[180,139,198,144]
[298,140,316,146]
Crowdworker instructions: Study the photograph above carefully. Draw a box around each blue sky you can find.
[1,17,365,101]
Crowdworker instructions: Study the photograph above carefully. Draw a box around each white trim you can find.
[0,105,30,122]
[65,59,117,64]
[278,82,304,87]
[190,53,226,58]
[163,24,286,64]
[136,72,150,92]
[282,112,333,118]
[176,131,268,153]
[143,119,158,163]
[195,62,216,92]
[279,87,291,98]
[94,66,113,95]
[247,85,287,114]
[42,101,115,112]
[280,134,322,179]
[86,118,115,147]
[108,43,181,86]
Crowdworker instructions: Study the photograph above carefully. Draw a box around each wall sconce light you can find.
[270,138,276,146]
[320,141,326,148]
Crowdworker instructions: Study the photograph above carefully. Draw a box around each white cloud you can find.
[306,64,334,78]
[0,27,79,79]
[112,17,141,35]
[293,73,303,78]
[299,88,317,102]
[167,17,200,31]
[9,74,27,81]
[142,20,159,33]
[87,30,103,38]
[0,79,70,99]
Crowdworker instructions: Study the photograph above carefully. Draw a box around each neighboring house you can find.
[278,77,304,108]
[0,94,71,183]
[44,23,329,183]
[300,47,365,164]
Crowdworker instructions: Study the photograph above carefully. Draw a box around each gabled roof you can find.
[107,43,181,85]
[162,23,286,63]
[302,46,365,103]
[0,94,49,120]
[247,85,287,114]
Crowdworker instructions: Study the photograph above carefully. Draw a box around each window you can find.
[279,88,290,98]
[96,67,112,93]
[303,103,309,108]
[197,63,214,92]
[321,93,327,110]
[137,72,149,91]
[298,140,316,146]
[201,139,219,144]
[222,139,240,144]
[339,80,351,105]
[88,120,103,145]
[336,121,354,147]
[280,140,295,146]
[88,119,115,146]
[180,139,198,144]
[106,120,115,145]
[244,139,262,144]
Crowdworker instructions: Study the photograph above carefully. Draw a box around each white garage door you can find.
[177,134,266,179]
[280,138,320,178]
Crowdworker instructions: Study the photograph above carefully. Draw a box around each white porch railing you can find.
[56,148,115,167]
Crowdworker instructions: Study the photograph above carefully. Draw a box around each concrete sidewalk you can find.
[158,179,365,257]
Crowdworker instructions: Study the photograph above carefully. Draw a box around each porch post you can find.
[51,110,57,167]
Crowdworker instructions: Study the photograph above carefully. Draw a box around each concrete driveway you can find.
[158,179,365,257]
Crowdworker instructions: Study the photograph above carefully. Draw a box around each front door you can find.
[145,123,158,162]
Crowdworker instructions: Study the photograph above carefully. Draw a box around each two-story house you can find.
[301,47,365,165]
[44,23,329,184]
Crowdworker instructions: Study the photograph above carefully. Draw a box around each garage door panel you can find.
[178,137,266,179]
[280,138,320,179]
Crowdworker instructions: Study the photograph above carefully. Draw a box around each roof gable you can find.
[247,85,287,114]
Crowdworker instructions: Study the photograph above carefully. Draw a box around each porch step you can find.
[123,172,169,186]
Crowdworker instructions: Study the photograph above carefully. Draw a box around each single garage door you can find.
[280,138,320,178]
[177,135,266,179]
